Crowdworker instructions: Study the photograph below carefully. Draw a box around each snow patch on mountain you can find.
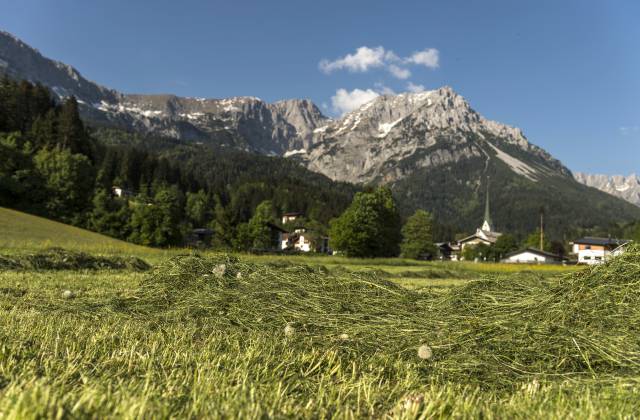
[284,149,307,157]
[377,117,404,138]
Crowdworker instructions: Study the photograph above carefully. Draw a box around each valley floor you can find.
[0,210,635,418]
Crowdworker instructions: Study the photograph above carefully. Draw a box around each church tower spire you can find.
[481,178,493,232]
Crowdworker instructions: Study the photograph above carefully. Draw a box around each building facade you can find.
[502,248,564,264]
[571,237,629,264]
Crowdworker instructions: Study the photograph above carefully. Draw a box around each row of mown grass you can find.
[0,245,638,417]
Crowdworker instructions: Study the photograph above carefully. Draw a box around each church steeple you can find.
[481,179,493,232]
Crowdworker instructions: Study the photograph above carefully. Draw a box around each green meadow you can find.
[1,207,637,419]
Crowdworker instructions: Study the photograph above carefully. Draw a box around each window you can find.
[585,245,591,250]
[595,256,602,260]
[584,256,591,260]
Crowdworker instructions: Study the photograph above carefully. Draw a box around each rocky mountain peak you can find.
[1,30,570,187]
[303,86,568,184]
[574,173,640,207]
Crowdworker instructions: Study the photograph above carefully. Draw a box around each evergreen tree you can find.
[28,109,58,149]
[57,96,92,156]
[0,132,43,206]
[329,187,401,257]
[248,200,277,250]
[461,243,492,261]
[492,234,519,261]
[232,223,253,251]
[33,147,95,223]
[524,228,551,251]
[88,188,132,238]
[128,186,182,246]
[400,210,436,259]
[185,189,209,227]
[210,195,234,249]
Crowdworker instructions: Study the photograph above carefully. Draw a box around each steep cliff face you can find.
[90,94,329,154]
[302,87,569,184]
[0,31,329,154]
[0,30,118,105]
[574,173,640,207]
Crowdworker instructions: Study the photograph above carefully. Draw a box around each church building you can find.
[456,184,502,257]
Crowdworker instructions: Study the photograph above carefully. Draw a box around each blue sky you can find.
[1,0,638,174]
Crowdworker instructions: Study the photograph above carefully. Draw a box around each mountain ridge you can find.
[2,29,640,237]
[574,173,640,207]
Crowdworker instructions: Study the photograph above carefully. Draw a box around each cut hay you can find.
[0,248,150,271]
[122,245,640,389]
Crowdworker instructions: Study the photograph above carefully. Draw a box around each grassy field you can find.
[0,207,168,260]
[1,208,636,418]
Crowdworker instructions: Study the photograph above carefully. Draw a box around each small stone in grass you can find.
[417,344,433,360]
[212,264,226,278]
[284,323,295,337]
[62,290,75,299]
[236,272,243,279]
[339,333,349,340]
[401,394,425,410]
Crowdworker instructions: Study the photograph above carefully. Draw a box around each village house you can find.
[436,242,460,261]
[571,237,630,264]
[279,212,331,253]
[281,226,331,254]
[502,247,565,264]
[111,186,136,199]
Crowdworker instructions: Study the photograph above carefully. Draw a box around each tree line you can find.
[0,78,355,248]
[1,77,638,255]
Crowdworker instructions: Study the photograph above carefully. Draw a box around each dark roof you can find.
[504,247,564,260]
[282,212,303,217]
[572,237,630,247]
[458,229,501,244]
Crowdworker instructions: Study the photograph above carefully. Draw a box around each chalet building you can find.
[571,237,630,265]
[280,226,331,254]
[436,242,460,261]
[456,185,502,259]
[281,212,303,225]
[502,248,565,264]
[111,186,136,199]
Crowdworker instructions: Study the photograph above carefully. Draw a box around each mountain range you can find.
[2,29,639,236]
[574,173,640,207]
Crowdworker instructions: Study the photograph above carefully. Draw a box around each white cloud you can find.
[319,46,387,73]
[406,48,440,69]
[320,46,439,78]
[331,88,380,115]
[388,64,411,79]
[406,82,426,93]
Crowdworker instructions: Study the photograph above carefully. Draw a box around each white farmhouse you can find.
[502,248,564,264]
[281,227,330,253]
[571,237,630,264]
[111,186,136,199]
